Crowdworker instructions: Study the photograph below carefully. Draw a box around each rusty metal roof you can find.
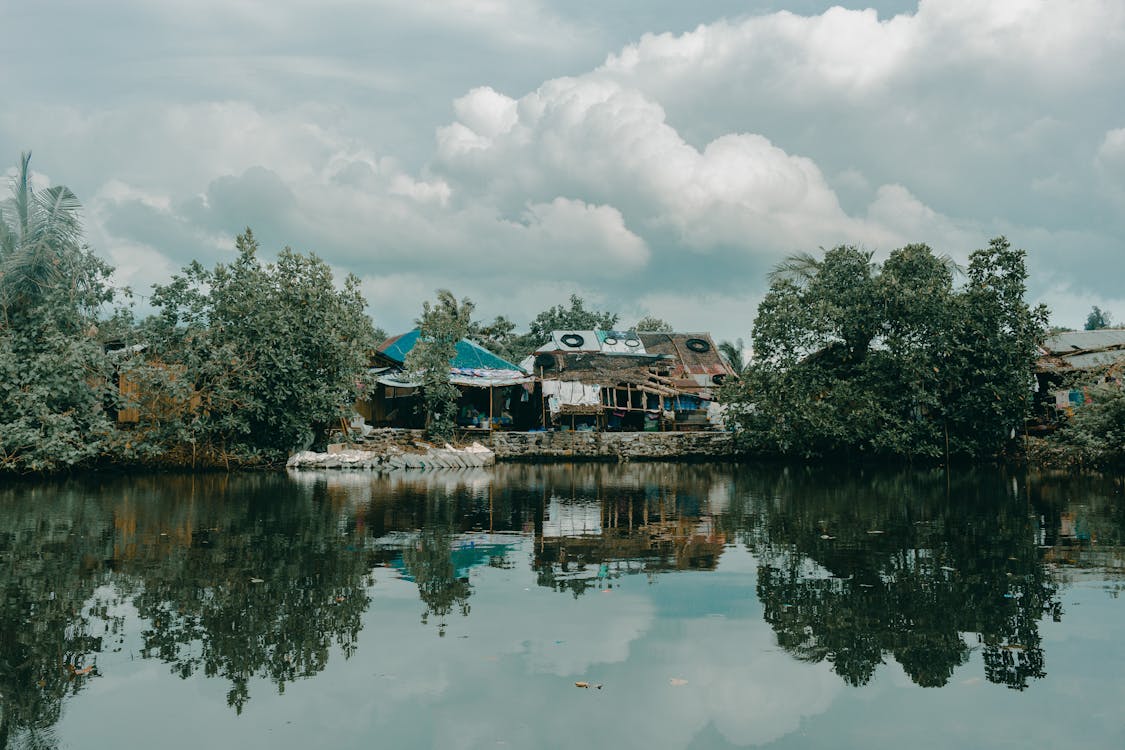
[1039,329,1125,371]
[637,332,734,377]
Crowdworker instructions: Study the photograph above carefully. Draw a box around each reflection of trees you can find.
[0,484,121,750]
[741,468,1060,689]
[120,476,373,713]
[402,526,471,636]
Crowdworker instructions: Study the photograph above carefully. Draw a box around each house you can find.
[521,330,736,431]
[1035,329,1125,420]
[356,329,536,431]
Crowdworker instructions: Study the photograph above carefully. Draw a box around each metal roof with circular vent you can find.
[560,333,586,348]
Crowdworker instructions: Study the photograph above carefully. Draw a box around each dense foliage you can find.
[405,290,474,441]
[140,229,378,465]
[0,153,118,473]
[725,238,1048,460]
[633,315,672,332]
[1049,386,1125,467]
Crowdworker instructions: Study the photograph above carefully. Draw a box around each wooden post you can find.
[489,385,494,431]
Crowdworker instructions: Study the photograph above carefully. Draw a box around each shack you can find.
[357,329,536,431]
[520,330,736,431]
[1036,329,1125,420]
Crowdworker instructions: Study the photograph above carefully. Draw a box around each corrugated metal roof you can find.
[637,332,734,376]
[379,329,524,371]
[548,330,600,352]
[1042,329,1125,355]
[596,330,647,354]
[1058,350,1125,370]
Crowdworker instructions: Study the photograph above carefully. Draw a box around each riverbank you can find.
[286,428,740,469]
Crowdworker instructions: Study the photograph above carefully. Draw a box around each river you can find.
[1,464,1122,749]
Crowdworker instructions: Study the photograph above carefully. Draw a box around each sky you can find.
[3,0,1125,341]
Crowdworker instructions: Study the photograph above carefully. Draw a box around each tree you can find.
[405,290,474,441]
[525,294,617,344]
[146,229,377,464]
[468,314,518,361]
[1084,305,1113,330]
[726,238,1046,460]
[0,152,118,473]
[1050,385,1125,467]
[634,315,672,332]
[718,338,747,374]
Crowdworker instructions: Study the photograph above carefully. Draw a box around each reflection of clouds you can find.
[663,618,841,746]
[340,541,839,749]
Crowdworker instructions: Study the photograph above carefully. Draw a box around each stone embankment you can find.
[287,428,738,470]
[287,441,494,471]
[488,430,738,461]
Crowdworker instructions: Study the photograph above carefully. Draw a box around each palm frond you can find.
[936,252,965,278]
[33,184,83,249]
[718,338,746,373]
[10,151,34,239]
[768,250,822,284]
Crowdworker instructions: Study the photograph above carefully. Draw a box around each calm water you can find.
[1,464,1123,749]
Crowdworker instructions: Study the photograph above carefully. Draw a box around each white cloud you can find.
[5,1,1125,337]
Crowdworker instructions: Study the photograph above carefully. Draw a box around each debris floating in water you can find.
[250,577,264,584]
[669,678,688,686]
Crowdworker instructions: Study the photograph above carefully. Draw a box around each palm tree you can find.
[719,338,747,374]
[0,151,84,321]
[767,250,824,285]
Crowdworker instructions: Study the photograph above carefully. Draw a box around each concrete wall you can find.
[487,430,738,461]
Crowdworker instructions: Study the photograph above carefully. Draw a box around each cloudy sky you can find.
[4,0,1125,339]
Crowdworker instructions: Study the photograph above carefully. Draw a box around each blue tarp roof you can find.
[379,329,524,371]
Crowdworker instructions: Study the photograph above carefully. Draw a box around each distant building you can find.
[1035,329,1125,421]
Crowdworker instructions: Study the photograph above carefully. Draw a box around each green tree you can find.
[468,314,518,361]
[942,238,1049,457]
[633,315,672,332]
[727,239,1045,460]
[1084,305,1112,330]
[145,229,377,464]
[1050,385,1125,467]
[512,294,618,357]
[405,290,474,441]
[0,152,118,473]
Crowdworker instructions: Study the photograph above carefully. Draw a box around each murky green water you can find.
[1,464,1123,749]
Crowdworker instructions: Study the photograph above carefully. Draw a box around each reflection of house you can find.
[1036,329,1125,420]
[357,329,536,431]
[534,494,726,594]
[521,330,736,431]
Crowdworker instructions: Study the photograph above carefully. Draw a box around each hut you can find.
[1035,329,1125,421]
[357,329,536,431]
[521,330,736,431]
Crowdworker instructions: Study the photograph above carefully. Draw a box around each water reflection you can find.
[1,465,1123,747]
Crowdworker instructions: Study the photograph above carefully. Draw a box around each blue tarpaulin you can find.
[380,329,525,372]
